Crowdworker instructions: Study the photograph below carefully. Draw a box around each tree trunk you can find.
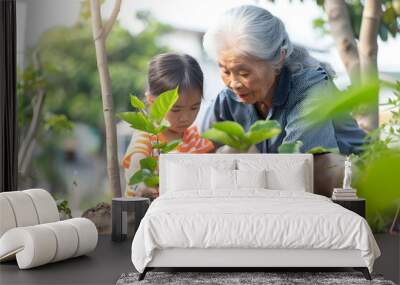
[324,0,382,132]
[18,51,45,178]
[358,0,382,131]
[90,0,122,197]
[324,0,360,83]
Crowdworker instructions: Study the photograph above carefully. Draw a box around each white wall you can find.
[16,0,81,67]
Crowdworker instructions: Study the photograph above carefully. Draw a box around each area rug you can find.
[116,271,396,285]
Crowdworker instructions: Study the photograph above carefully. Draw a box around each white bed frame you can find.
[139,154,370,280]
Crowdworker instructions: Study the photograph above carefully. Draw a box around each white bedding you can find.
[131,190,380,273]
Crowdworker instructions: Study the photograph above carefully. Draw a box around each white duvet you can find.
[131,190,380,273]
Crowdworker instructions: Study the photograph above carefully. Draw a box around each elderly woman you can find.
[201,5,366,155]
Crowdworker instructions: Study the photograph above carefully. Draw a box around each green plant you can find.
[118,88,181,187]
[202,120,281,152]
[356,149,400,232]
[277,141,304,153]
[202,120,338,155]
[303,79,400,233]
[56,199,72,219]
[302,79,380,128]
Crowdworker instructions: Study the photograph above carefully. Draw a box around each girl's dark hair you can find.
[147,53,204,97]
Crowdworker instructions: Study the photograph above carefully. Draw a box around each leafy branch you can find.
[118,87,181,187]
[202,120,281,152]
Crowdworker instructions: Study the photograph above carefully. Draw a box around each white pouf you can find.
[0,189,98,269]
[0,218,98,269]
[0,196,17,237]
[0,191,39,227]
[0,225,57,269]
[65,218,98,257]
[23,189,60,224]
[42,221,79,262]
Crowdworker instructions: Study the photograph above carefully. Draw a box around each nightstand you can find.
[112,197,150,242]
[332,198,366,218]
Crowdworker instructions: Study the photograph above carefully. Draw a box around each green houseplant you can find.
[118,87,181,188]
[202,119,334,155]
[201,120,281,153]
[56,199,73,220]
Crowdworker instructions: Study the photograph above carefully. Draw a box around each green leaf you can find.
[161,139,181,153]
[130,94,145,110]
[117,112,137,125]
[303,80,379,127]
[248,120,280,133]
[149,87,179,123]
[213,121,247,141]
[246,120,281,144]
[144,175,159,187]
[55,199,72,219]
[155,118,171,134]
[129,169,151,185]
[139,157,157,172]
[152,142,167,149]
[278,141,304,153]
[118,112,157,134]
[202,128,243,150]
[357,149,400,226]
[155,125,169,134]
[306,146,339,154]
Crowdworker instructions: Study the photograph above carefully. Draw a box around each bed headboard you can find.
[159,153,314,195]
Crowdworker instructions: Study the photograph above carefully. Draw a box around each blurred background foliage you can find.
[312,0,400,41]
[17,4,170,208]
[35,10,170,131]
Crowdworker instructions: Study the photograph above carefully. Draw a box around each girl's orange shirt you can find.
[122,125,214,169]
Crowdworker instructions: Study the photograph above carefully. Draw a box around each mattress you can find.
[131,190,380,273]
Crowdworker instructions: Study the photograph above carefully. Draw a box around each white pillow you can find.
[166,159,236,193]
[236,169,267,189]
[266,162,307,191]
[211,169,268,190]
[237,159,308,191]
[211,168,236,190]
[167,162,210,191]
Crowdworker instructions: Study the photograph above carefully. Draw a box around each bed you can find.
[131,154,380,280]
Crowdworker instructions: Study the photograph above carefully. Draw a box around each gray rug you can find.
[116,271,396,285]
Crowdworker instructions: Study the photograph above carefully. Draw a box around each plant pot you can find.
[373,232,400,284]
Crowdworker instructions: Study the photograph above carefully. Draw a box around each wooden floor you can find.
[1,234,397,284]
[0,235,133,285]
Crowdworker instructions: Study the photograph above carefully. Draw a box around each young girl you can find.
[122,53,215,198]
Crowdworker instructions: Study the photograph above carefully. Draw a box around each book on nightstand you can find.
[332,188,358,200]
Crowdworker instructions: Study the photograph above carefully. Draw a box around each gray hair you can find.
[203,5,335,77]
